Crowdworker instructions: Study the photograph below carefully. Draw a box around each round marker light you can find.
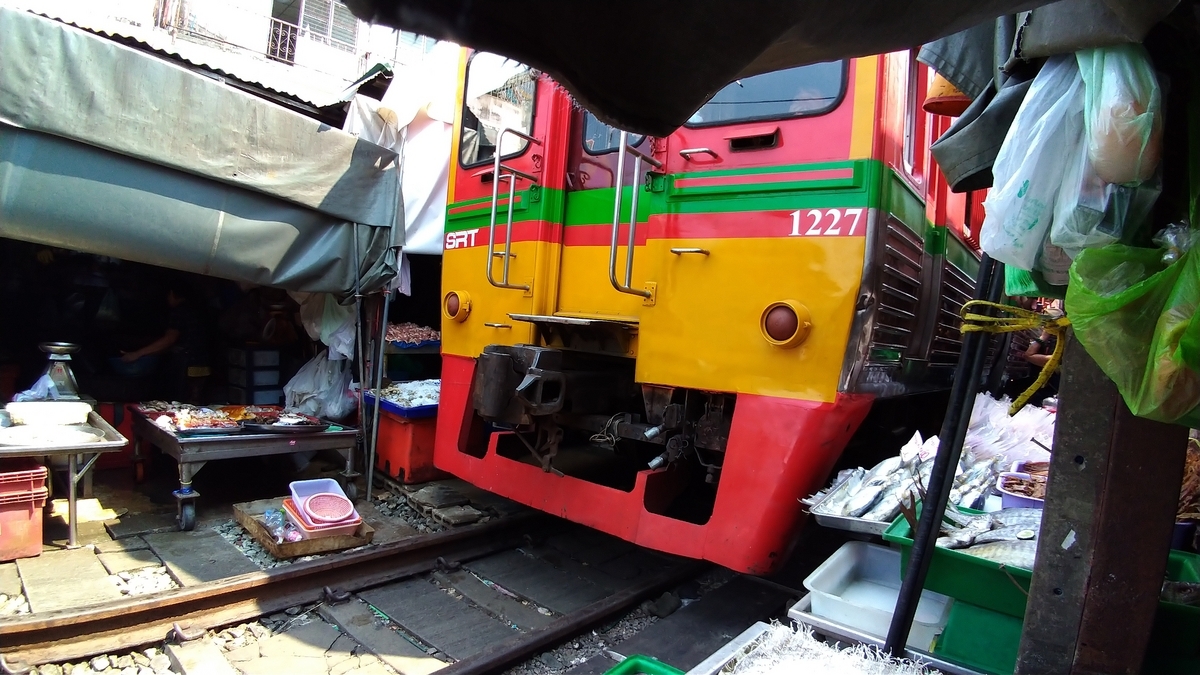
[444,291,470,322]
[760,301,812,349]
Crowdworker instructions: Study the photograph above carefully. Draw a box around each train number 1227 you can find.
[788,208,864,237]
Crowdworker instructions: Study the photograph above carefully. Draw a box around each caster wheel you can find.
[178,502,196,531]
[343,480,359,502]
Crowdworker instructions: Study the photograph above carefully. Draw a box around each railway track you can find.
[0,512,703,674]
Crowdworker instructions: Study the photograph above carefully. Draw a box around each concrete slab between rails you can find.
[144,529,259,586]
[16,548,123,613]
[319,597,447,675]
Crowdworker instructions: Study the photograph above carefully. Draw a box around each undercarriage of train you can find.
[470,343,733,523]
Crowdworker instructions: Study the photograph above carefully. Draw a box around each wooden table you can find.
[129,410,358,530]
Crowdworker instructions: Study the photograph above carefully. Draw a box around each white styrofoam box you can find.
[227,347,280,368]
[228,367,281,388]
[5,401,92,426]
[289,478,359,528]
[802,541,953,651]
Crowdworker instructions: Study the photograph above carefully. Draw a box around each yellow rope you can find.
[959,300,1072,415]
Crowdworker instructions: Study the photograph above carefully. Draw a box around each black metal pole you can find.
[884,255,1003,654]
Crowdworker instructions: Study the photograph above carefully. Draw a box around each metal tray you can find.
[806,477,893,536]
[788,594,984,675]
[241,422,331,434]
[175,426,244,437]
[0,410,128,457]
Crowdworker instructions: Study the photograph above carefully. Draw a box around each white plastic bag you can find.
[980,55,1084,271]
[1077,44,1163,185]
[283,349,356,421]
[12,373,57,402]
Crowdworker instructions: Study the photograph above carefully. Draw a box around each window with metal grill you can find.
[301,0,357,52]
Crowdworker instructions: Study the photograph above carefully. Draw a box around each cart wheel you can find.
[343,480,359,502]
[134,462,146,484]
[178,502,196,531]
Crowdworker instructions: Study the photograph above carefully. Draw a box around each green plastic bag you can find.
[1068,237,1200,425]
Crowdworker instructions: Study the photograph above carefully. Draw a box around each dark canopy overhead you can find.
[345,0,1061,136]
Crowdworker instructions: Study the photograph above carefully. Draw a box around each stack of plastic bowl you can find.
[284,479,361,539]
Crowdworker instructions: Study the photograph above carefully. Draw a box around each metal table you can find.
[0,411,129,547]
[129,410,358,530]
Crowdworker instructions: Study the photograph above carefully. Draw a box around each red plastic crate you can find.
[375,410,445,483]
[0,459,47,496]
[0,487,48,561]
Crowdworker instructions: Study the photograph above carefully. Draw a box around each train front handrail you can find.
[486,128,542,292]
[608,130,662,299]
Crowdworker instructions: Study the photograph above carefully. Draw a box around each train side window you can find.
[684,61,846,127]
[902,51,927,186]
[582,112,645,154]
[459,52,538,168]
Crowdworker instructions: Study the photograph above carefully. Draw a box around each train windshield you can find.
[460,52,538,167]
[685,61,847,127]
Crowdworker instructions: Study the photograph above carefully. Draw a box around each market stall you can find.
[0,7,411,539]
[128,403,358,530]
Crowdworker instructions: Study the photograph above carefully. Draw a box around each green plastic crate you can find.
[603,655,684,675]
[886,512,1200,673]
[1145,550,1200,671]
[933,600,1022,675]
[882,508,1032,618]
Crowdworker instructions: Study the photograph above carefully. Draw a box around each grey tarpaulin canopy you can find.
[0,7,403,298]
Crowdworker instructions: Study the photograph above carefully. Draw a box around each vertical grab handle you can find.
[608,130,661,298]
[486,128,542,292]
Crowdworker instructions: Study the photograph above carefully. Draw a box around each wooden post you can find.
[1016,334,1188,674]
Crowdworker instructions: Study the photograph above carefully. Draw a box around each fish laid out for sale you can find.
[809,431,1006,525]
[931,507,1044,569]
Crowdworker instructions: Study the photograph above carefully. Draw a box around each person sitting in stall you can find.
[121,280,211,403]
[1020,301,1064,403]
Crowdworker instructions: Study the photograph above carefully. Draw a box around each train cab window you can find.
[582,112,645,154]
[459,52,538,167]
[684,61,846,127]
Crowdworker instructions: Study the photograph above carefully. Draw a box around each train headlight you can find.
[761,300,811,348]
[444,291,471,322]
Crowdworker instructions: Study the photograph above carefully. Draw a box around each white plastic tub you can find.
[289,479,357,528]
[803,541,953,651]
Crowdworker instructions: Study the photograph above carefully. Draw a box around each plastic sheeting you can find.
[0,124,397,296]
[341,44,457,256]
[0,7,403,297]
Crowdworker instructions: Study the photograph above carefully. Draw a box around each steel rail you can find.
[1,513,544,666]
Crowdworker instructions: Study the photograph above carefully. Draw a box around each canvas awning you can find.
[0,7,404,297]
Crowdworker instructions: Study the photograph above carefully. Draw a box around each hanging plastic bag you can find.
[1068,227,1200,426]
[1077,44,1163,186]
[1050,136,1161,258]
[283,349,356,421]
[981,56,1085,271]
